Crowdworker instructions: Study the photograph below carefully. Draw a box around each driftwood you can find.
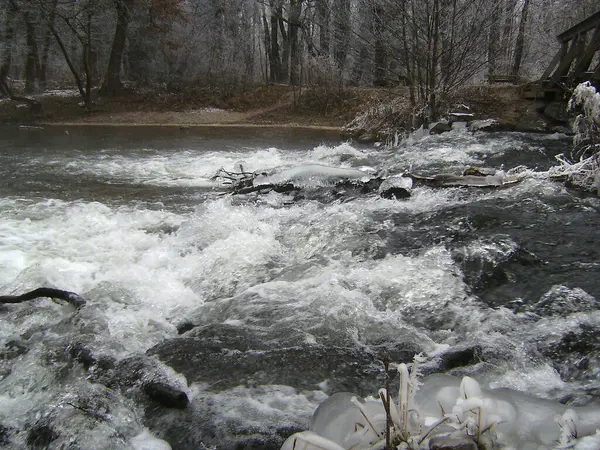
[213,165,523,201]
[408,173,521,189]
[0,288,86,309]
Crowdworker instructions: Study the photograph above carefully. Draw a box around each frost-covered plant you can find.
[281,354,598,450]
[569,82,600,152]
[445,376,502,449]
[550,82,600,193]
[556,409,578,449]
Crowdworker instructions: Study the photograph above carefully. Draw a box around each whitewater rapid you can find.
[0,126,598,448]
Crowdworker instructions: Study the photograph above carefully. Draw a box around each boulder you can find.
[543,101,572,123]
[468,118,500,132]
[429,121,452,135]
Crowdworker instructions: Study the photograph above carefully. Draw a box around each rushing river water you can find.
[0,125,599,449]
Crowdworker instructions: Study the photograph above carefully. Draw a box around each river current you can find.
[0,125,599,449]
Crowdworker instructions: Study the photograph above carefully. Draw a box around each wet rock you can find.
[0,424,10,445]
[145,405,296,450]
[468,118,500,132]
[513,109,551,133]
[539,323,600,382]
[551,124,573,134]
[379,175,412,199]
[26,424,58,449]
[144,381,189,409]
[429,122,452,134]
[438,346,482,371]
[531,285,597,316]
[429,436,478,450]
[543,101,571,123]
[380,186,411,199]
[147,324,420,396]
[2,339,29,359]
[69,342,96,369]
[462,167,496,177]
[177,321,195,334]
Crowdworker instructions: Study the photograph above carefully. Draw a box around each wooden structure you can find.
[523,10,600,99]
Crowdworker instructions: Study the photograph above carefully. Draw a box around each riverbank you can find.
[0,83,566,137]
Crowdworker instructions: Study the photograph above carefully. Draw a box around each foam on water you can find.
[1,130,598,447]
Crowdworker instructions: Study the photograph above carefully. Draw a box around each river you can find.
[0,125,599,449]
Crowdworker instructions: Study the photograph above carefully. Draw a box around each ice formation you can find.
[253,164,371,188]
[281,370,600,449]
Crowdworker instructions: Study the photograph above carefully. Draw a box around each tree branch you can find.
[0,288,86,309]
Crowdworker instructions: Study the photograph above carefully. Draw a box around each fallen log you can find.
[0,288,86,309]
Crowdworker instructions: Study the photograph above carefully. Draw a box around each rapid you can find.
[0,125,598,449]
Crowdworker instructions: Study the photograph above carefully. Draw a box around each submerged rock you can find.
[531,285,598,316]
[379,175,413,199]
[429,122,452,135]
[544,101,572,123]
[143,381,189,409]
[468,118,500,132]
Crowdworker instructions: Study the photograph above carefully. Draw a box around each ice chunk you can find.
[281,431,345,450]
[253,164,370,188]
[130,429,172,450]
[300,373,600,450]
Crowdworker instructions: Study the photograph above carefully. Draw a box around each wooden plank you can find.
[551,37,584,80]
[557,9,600,42]
[542,42,568,79]
[571,25,600,80]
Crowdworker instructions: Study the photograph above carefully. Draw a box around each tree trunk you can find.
[0,0,17,97]
[279,11,290,82]
[99,0,134,96]
[373,5,387,86]
[39,0,59,91]
[429,0,440,122]
[269,0,282,82]
[262,10,272,83]
[512,0,529,78]
[289,0,302,85]
[24,11,41,93]
[316,0,329,56]
[487,1,502,77]
[332,0,350,69]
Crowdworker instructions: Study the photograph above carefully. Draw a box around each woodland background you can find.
[0,0,599,118]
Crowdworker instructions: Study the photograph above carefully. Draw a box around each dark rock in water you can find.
[551,124,573,134]
[531,285,597,316]
[543,101,571,123]
[429,122,452,135]
[147,323,420,396]
[142,324,425,450]
[69,342,97,370]
[468,118,500,132]
[145,405,298,450]
[429,436,478,450]
[451,236,544,294]
[379,176,412,199]
[2,340,29,359]
[26,424,58,449]
[539,322,600,383]
[0,424,10,445]
[438,346,482,371]
[144,381,189,409]
[177,321,195,335]
[380,186,411,199]
[462,167,496,177]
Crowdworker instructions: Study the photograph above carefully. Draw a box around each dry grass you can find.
[0,83,529,130]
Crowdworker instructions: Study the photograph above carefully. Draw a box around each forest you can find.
[0,0,599,120]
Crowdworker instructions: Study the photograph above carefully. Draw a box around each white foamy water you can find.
[1,127,598,448]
